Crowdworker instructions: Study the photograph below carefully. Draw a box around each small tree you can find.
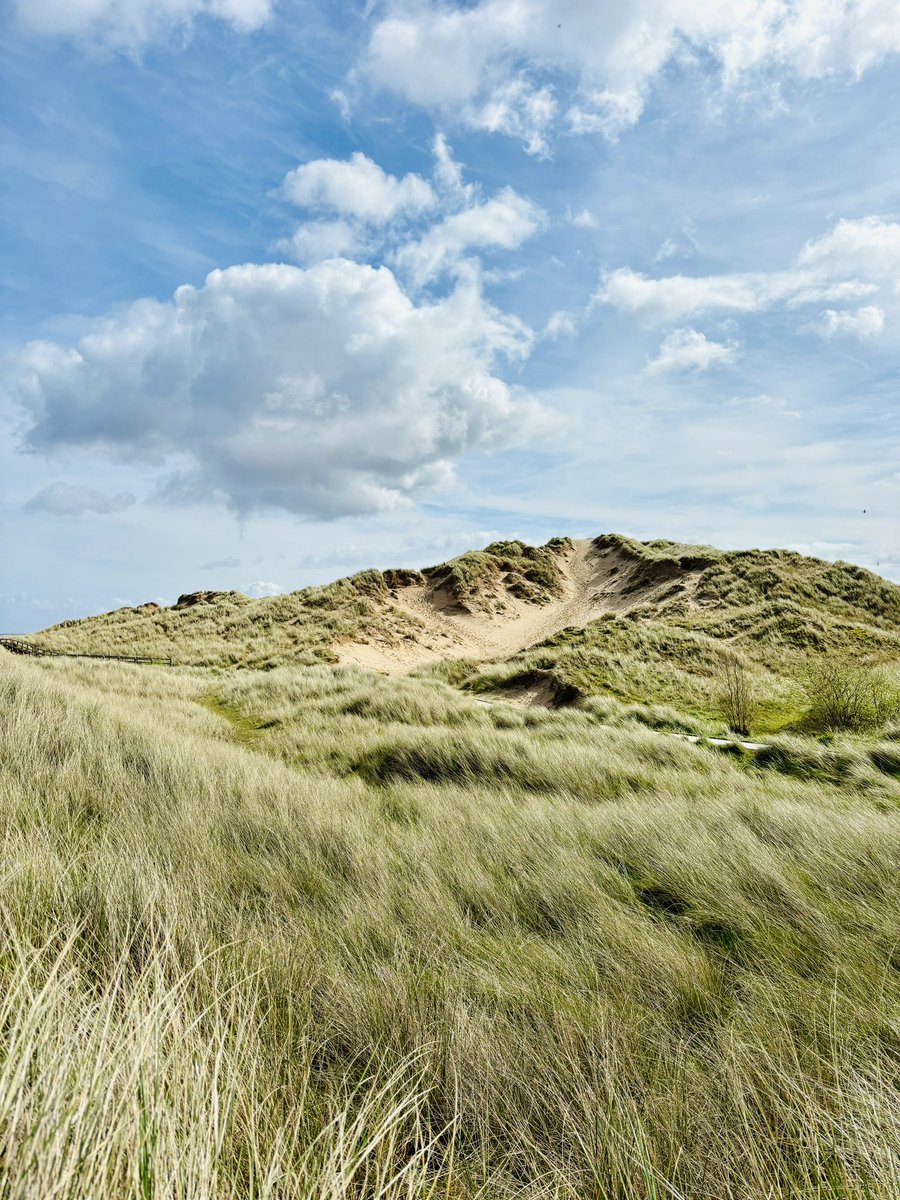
[720,653,755,736]
[803,656,899,732]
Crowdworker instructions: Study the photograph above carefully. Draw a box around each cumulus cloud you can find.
[364,1,900,151]
[283,153,435,224]
[395,187,545,284]
[24,483,136,516]
[13,0,271,49]
[598,216,899,339]
[645,328,738,374]
[278,141,544,285]
[15,260,539,519]
[278,218,364,266]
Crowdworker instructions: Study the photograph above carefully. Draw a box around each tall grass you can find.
[1,654,899,1197]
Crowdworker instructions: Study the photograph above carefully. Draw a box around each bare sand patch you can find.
[336,539,705,675]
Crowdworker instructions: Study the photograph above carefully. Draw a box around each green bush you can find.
[802,656,900,732]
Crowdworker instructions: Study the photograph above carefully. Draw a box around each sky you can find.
[2,0,900,633]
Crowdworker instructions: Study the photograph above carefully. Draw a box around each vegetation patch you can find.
[2,650,900,1198]
[421,537,569,612]
[199,693,269,745]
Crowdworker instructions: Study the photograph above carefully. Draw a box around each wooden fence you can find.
[0,638,172,666]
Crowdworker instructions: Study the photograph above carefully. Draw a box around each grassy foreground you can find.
[1,652,898,1198]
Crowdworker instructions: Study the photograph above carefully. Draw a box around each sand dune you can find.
[336,538,703,673]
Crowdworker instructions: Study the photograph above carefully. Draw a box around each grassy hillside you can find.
[19,538,572,668]
[452,535,900,733]
[1,651,899,1198]
[15,532,900,740]
[15,569,416,668]
[420,536,571,612]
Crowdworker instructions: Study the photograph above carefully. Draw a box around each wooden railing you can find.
[0,638,172,666]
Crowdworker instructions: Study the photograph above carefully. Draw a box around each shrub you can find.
[802,655,900,732]
[720,653,755,736]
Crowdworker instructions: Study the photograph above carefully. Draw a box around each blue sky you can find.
[2,0,900,632]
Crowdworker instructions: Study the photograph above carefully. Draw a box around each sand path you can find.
[336,540,615,674]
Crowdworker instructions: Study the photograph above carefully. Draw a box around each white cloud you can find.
[243,580,283,597]
[395,187,545,284]
[466,78,557,157]
[24,483,136,516]
[283,153,435,224]
[598,216,899,338]
[364,1,900,150]
[567,86,645,142]
[432,134,471,200]
[15,260,540,519]
[330,88,352,122]
[796,215,900,276]
[570,208,599,229]
[13,0,271,48]
[645,328,738,374]
[542,311,579,340]
[818,305,885,339]
[277,219,363,265]
[785,281,878,308]
[598,265,798,323]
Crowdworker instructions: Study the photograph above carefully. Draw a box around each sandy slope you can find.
[336,538,697,675]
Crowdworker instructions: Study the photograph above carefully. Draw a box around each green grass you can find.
[1,651,899,1197]
[420,537,570,611]
[199,693,275,745]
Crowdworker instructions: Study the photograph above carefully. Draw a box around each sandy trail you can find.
[336,540,618,674]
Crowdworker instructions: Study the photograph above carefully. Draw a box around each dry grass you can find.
[18,570,422,669]
[19,539,571,669]
[1,652,899,1197]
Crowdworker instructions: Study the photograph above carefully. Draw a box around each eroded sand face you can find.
[336,539,703,674]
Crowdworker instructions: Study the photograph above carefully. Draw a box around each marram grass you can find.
[1,653,899,1197]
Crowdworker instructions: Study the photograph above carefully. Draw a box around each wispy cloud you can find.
[13,0,273,50]
[598,217,900,341]
[201,556,241,570]
[24,483,136,516]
